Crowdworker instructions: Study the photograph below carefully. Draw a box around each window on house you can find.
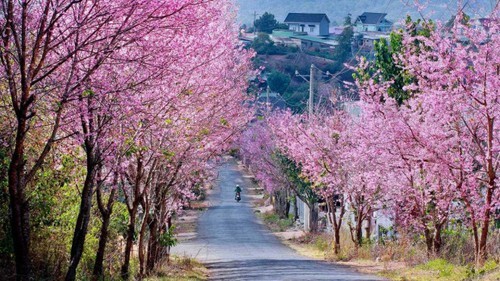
[309,25,315,32]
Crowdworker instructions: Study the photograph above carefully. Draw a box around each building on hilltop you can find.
[271,29,338,53]
[354,12,393,32]
[273,13,337,53]
[284,13,330,36]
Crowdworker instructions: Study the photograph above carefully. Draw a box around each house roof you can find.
[284,13,330,24]
[356,12,388,25]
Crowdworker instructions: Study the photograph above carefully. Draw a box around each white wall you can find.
[288,23,322,36]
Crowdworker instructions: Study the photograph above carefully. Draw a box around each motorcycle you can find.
[235,192,241,202]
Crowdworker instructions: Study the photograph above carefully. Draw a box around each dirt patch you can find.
[254,204,272,214]
[174,200,208,241]
[337,260,406,276]
[282,237,406,276]
[274,231,305,240]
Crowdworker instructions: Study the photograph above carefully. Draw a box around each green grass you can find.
[145,256,208,281]
[381,258,499,281]
[417,259,465,278]
[261,212,294,232]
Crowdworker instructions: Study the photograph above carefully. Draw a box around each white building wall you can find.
[319,18,329,36]
[321,199,394,241]
[288,23,322,36]
[356,24,378,32]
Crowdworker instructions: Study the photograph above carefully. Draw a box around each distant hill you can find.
[234,0,496,26]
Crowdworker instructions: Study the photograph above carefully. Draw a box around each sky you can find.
[234,0,496,26]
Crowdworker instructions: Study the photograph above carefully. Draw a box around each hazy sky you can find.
[234,0,496,26]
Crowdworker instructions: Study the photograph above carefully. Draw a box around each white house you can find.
[284,13,330,36]
[354,12,393,33]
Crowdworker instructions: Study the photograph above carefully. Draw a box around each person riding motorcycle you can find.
[235,185,242,201]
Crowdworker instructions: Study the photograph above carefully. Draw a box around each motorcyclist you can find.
[235,185,242,201]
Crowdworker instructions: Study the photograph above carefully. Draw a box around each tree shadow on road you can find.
[204,258,385,280]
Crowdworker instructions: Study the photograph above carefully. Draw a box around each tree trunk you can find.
[477,220,490,266]
[165,216,173,262]
[333,226,341,254]
[66,151,97,281]
[424,227,433,258]
[476,157,495,266]
[308,203,319,233]
[8,116,32,281]
[285,188,290,219]
[138,211,149,277]
[326,197,344,255]
[121,157,144,279]
[273,188,289,219]
[121,206,137,280]
[355,220,363,247]
[92,187,116,280]
[293,195,299,221]
[476,186,493,266]
[92,211,111,280]
[474,105,496,266]
[433,224,443,255]
[351,205,364,247]
[365,211,372,241]
[146,216,159,274]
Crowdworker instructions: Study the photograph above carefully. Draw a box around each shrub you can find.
[418,259,455,277]
[262,212,294,232]
[441,224,476,264]
[267,70,291,94]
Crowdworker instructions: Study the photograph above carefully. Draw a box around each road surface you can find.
[173,158,384,280]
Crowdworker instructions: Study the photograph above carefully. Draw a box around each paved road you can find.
[173,158,384,280]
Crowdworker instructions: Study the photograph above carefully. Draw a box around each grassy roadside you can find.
[280,232,499,281]
[380,259,500,281]
[144,256,208,281]
[241,162,500,281]
[147,193,212,280]
[258,212,295,232]
[250,199,499,281]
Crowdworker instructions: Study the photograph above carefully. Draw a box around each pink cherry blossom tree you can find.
[240,119,294,219]
[0,0,253,279]
[0,1,163,278]
[354,9,498,262]
[399,12,499,264]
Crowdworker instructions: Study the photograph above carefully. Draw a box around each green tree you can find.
[332,15,354,71]
[267,71,290,94]
[251,33,286,55]
[254,12,279,33]
[372,31,413,104]
[282,85,308,113]
[274,153,319,232]
[356,16,434,104]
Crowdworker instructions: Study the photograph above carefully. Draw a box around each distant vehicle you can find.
[235,185,242,202]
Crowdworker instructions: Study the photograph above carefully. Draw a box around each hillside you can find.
[235,0,496,26]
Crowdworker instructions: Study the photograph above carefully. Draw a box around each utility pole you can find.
[295,64,318,116]
[309,64,315,116]
[266,86,270,110]
[266,86,270,104]
[253,11,259,34]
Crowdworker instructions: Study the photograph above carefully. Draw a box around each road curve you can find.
[173,158,384,281]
